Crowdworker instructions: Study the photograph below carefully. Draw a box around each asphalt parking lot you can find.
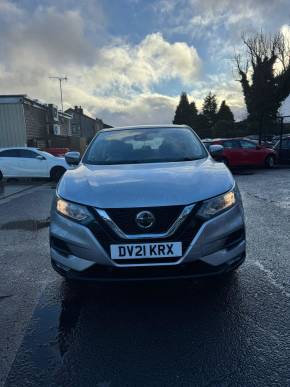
[0,168,289,387]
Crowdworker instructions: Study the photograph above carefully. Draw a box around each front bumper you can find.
[51,253,245,282]
[50,203,246,281]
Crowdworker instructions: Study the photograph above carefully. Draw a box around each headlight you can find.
[56,198,90,221]
[196,188,237,220]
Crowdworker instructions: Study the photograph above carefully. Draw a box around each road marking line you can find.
[251,260,290,298]
[0,183,53,205]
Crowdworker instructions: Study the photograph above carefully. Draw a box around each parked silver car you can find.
[50,125,246,281]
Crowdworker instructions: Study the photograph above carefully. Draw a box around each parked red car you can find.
[203,138,277,168]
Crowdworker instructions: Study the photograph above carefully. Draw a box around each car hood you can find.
[57,158,235,208]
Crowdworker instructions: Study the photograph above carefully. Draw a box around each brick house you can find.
[0,96,111,151]
[65,106,104,144]
[0,95,72,148]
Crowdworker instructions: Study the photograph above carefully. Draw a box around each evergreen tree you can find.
[188,101,198,128]
[173,92,190,125]
[202,92,217,127]
[195,113,211,138]
[173,92,200,129]
[217,100,234,122]
[212,120,235,138]
[189,101,198,116]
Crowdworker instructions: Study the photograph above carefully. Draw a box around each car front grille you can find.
[88,204,202,265]
[105,206,184,234]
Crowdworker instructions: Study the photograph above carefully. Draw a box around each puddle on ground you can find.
[0,218,50,231]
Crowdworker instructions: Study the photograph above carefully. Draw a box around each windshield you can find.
[83,127,207,165]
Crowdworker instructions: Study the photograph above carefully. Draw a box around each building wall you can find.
[70,111,95,140]
[95,118,104,133]
[80,115,96,142]
[70,112,81,137]
[59,115,71,136]
[23,102,47,141]
[66,107,102,143]
[0,103,26,147]
[0,95,74,148]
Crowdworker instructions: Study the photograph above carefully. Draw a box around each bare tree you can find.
[235,31,290,132]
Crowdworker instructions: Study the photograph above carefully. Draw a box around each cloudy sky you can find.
[0,0,290,126]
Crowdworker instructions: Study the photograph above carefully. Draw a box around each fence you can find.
[197,118,290,141]
[28,135,88,154]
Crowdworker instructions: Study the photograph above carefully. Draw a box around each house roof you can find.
[65,107,96,122]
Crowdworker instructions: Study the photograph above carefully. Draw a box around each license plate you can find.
[110,242,182,260]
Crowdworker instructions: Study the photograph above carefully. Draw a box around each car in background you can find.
[44,147,70,157]
[202,141,211,150]
[203,138,277,168]
[244,135,276,148]
[0,147,72,181]
[273,136,290,164]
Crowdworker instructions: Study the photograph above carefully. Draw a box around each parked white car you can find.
[0,147,72,181]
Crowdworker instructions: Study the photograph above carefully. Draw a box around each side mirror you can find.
[209,144,224,158]
[256,145,262,150]
[65,151,81,165]
[36,155,45,160]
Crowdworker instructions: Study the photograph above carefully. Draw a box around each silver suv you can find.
[50,125,245,281]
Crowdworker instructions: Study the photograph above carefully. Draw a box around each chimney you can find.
[74,105,83,115]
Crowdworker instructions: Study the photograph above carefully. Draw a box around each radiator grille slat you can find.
[106,206,184,234]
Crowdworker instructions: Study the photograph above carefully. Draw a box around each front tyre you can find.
[50,166,66,182]
[265,155,275,168]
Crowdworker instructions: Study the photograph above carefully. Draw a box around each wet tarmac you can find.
[0,218,50,231]
[0,180,46,200]
[1,169,290,386]
[5,268,290,387]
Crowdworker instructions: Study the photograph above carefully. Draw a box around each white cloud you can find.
[152,0,177,15]
[1,7,96,68]
[0,2,202,126]
[86,93,179,126]
[3,0,288,125]
[0,0,23,16]
[281,24,290,44]
[165,0,287,35]
[90,32,201,94]
[158,0,290,67]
